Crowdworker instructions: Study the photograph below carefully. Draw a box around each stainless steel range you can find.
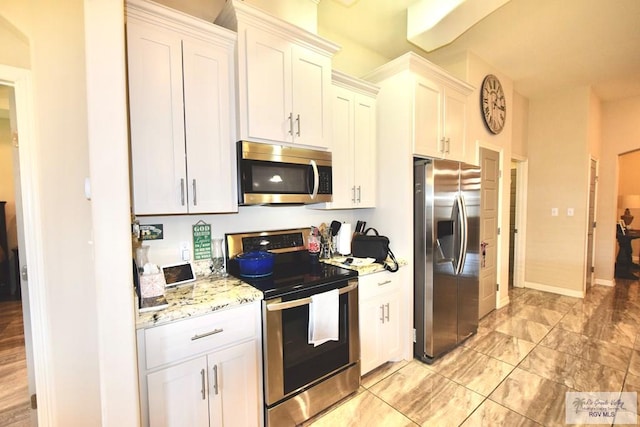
[225,228,360,426]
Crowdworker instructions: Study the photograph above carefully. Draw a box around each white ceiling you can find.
[318,0,640,101]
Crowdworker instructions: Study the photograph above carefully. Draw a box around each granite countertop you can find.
[136,275,263,329]
[322,256,407,275]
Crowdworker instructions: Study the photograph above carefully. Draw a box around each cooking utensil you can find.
[330,221,341,236]
[236,251,275,277]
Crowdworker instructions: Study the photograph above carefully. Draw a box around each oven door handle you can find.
[266,282,357,312]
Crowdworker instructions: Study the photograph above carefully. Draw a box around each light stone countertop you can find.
[136,275,263,329]
[321,256,407,275]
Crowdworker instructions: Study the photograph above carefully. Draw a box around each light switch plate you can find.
[551,208,559,216]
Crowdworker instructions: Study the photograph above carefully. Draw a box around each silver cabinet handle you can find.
[191,328,223,341]
[296,114,301,136]
[439,137,445,153]
[288,113,293,136]
[380,305,385,323]
[266,281,358,311]
[200,369,206,400]
[445,138,451,153]
[357,186,361,203]
[180,178,185,206]
[212,365,219,395]
[377,280,392,287]
[192,179,197,206]
[352,186,356,203]
[385,303,390,321]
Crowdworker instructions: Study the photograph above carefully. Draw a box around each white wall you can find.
[525,87,592,295]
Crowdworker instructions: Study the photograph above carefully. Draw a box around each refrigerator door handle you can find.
[455,193,469,275]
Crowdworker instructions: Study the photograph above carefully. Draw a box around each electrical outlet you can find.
[567,208,574,216]
[551,208,558,217]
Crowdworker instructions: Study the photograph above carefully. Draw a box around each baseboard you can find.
[523,281,584,298]
[594,278,614,287]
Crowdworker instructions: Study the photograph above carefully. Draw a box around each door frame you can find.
[584,156,598,293]
[0,64,53,424]
[511,155,528,289]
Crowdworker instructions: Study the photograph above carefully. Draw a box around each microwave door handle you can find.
[309,159,319,199]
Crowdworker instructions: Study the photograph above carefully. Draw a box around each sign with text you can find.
[192,222,212,261]
[140,224,163,241]
[566,392,637,424]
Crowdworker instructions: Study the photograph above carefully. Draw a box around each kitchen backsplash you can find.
[136,205,367,268]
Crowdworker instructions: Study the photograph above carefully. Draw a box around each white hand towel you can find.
[308,289,339,347]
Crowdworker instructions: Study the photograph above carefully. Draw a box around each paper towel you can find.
[337,222,352,255]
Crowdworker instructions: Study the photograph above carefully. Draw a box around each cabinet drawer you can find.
[144,303,258,370]
[358,271,399,300]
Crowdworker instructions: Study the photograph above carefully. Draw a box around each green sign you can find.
[192,222,212,261]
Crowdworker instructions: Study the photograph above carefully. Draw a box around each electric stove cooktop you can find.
[225,228,357,300]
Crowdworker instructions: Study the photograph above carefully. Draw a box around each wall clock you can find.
[480,74,506,134]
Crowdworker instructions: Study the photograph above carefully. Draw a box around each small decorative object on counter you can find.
[139,262,166,298]
[308,226,321,260]
[210,237,228,278]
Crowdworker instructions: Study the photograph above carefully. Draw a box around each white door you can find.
[127,20,187,214]
[442,88,467,161]
[479,148,499,318]
[147,357,210,427]
[244,26,292,143]
[182,37,237,214]
[208,341,260,427]
[291,45,331,149]
[353,93,376,207]
[413,77,441,157]
[330,85,355,208]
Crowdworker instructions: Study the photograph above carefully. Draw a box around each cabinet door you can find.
[291,45,332,149]
[147,357,209,427]
[244,26,293,143]
[442,88,467,161]
[127,20,188,214]
[359,295,385,375]
[182,37,237,213]
[381,290,402,364]
[353,94,376,207]
[208,341,260,427]
[330,85,355,208]
[413,77,443,158]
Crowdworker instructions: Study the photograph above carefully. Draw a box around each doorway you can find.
[0,83,34,425]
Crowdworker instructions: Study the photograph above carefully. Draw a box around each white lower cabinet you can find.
[138,302,262,427]
[358,271,402,375]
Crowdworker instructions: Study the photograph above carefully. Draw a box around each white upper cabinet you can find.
[324,71,379,209]
[127,0,237,215]
[216,0,339,149]
[365,53,473,163]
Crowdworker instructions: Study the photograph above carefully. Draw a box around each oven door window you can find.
[242,161,312,194]
[281,293,349,394]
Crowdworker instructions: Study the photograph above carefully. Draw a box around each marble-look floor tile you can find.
[306,390,417,427]
[510,304,565,327]
[517,290,580,313]
[361,359,409,389]
[635,332,640,350]
[489,367,573,426]
[369,360,484,426]
[461,399,541,427]
[558,313,637,348]
[540,327,633,371]
[621,373,640,426]
[508,287,529,300]
[494,317,551,343]
[519,346,625,392]
[427,346,514,396]
[464,330,536,366]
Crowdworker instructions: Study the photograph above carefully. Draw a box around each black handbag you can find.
[351,228,399,272]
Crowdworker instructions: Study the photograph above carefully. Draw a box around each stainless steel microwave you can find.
[237,141,333,205]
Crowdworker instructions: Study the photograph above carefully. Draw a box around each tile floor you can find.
[306,282,640,427]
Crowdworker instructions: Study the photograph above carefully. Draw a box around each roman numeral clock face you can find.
[481,74,506,134]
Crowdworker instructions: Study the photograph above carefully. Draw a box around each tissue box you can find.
[140,272,166,298]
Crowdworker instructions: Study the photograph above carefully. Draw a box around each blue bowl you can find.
[236,251,275,277]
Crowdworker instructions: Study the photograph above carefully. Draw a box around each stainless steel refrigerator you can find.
[414,158,481,363]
